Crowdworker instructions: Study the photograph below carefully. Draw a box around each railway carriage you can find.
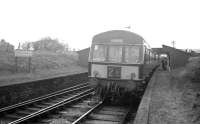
[88,30,158,100]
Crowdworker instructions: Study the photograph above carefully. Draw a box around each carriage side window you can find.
[92,45,106,61]
[125,46,140,63]
[108,46,122,63]
[145,48,150,64]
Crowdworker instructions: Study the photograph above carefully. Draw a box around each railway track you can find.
[0,83,94,124]
[27,99,135,124]
[71,102,135,124]
[30,95,101,123]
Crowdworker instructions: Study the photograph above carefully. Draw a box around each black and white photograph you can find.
[0,0,200,124]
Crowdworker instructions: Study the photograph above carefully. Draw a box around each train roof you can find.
[92,30,144,45]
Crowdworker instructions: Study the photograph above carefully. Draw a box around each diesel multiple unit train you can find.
[88,30,159,101]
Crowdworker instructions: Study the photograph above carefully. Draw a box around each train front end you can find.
[88,30,145,102]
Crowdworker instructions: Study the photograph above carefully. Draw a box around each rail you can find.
[0,82,89,113]
[8,89,94,124]
[72,101,103,124]
[72,101,132,124]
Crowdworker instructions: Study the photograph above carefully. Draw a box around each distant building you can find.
[77,48,90,67]
[153,45,198,69]
[0,39,14,53]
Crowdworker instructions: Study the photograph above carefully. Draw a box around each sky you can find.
[0,0,200,50]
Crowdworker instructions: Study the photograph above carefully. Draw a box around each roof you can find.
[92,30,144,45]
[77,47,90,53]
[152,48,165,53]
[152,45,193,55]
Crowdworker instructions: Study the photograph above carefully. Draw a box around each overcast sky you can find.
[0,0,200,50]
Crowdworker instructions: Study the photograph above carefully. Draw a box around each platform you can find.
[0,69,87,87]
[134,68,192,124]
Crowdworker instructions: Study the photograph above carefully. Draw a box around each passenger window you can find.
[125,46,140,64]
[93,45,106,61]
[108,46,122,63]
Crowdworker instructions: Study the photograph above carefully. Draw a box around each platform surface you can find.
[134,68,192,124]
[0,68,87,87]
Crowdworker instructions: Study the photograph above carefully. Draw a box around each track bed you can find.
[73,101,137,124]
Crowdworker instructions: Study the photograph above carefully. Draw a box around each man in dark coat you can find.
[161,58,167,71]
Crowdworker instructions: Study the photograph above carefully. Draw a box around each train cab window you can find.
[125,46,140,63]
[92,45,107,61]
[108,46,122,63]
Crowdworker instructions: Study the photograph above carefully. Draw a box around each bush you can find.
[185,57,200,82]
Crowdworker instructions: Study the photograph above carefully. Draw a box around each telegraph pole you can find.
[172,41,176,48]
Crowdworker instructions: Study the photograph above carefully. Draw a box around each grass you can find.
[183,57,200,82]
[170,57,200,124]
[0,50,87,86]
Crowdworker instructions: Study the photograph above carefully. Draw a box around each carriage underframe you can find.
[89,77,146,104]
